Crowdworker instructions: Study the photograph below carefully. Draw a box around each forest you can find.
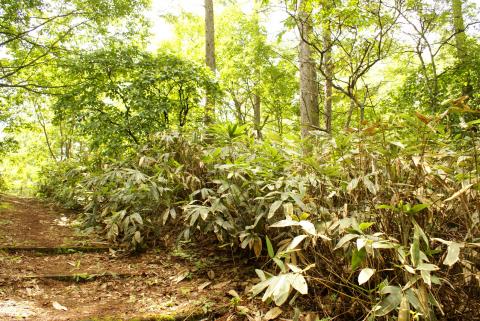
[0,0,479,320]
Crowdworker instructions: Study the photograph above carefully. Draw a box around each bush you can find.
[38,116,480,319]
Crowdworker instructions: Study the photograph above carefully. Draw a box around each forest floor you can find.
[0,194,272,321]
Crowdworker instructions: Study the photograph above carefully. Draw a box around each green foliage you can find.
[53,47,218,154]
[2,0,480,319]
[38,112,480,318]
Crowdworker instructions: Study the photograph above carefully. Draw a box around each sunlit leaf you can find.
[287,273,308,295]
[298,221,316,235]
[287,235,308,251]
[358,268,375,285]
[443,242,462,266]
[268,200,283,219]
[334,233,359,250]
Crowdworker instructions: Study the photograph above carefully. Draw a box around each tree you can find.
[216,4,297,137]
[297,0,319,138]
[53,47,217,154]
[204,0,216,124]
[322,2,334,133]
[452,0,467,63]
[0,0,148,93]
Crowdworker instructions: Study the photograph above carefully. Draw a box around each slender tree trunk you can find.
[298,0,319,139]
[204,0,216,124]
[34,104,57,162]
[253,93,262,139]
[452,0,472,97]
[452,0,467,62]
[345,99,355,129]
[323,18,333,134]
[233,96,244,125]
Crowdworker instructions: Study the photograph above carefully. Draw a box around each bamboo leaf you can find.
[443,242,462,266]
[358,268,375,285]
[334,233,359,250]
[266,236,275,258]
[287,235,308,251]
[287,273,308,295]
[268,200,283,219]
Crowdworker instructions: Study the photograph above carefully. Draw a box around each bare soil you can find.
[0,194,267,321]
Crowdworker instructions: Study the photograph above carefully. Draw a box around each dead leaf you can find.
[213,280,230,289]
[228,289,240,298]
[264,307,282,320]
[197,281,211,290]
[207,269,215,280]
[52,301,67,311]
[236,305,250,314]
[444,184,473,202]
[305,312,319,321]
[170,270,190,283]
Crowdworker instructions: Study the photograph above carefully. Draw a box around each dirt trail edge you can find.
[0,195,259,321]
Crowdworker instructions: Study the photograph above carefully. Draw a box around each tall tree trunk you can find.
[323,16,333,134]
[204,0,216,124]
[298,0,319,139]
[253,93,262,139]
[452,0,467,63]
[232,96,245,125]
[452,0,472,97]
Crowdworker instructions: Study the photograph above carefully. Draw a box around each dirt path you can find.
[0,195,260,321]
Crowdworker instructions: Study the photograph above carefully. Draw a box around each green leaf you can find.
[359,222,375,231]
[351,248,367,270]
[273,276,291,305]
[273,258,286,273]
[373,286,402,316]
[363,177,377,195]
[420,270,431,287]
[410,204,428,213]
[266,236,275,259]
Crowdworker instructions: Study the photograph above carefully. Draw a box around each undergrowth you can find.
[38,110,480,320]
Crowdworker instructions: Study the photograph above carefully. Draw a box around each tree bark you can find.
[204,0,216,124]
[298,0,319,139]
[323,16,333,134]
[452,0,467,63]
[253,93,262,139]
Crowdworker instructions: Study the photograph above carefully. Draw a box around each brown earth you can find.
[0,194,273,321]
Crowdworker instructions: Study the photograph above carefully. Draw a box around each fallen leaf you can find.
[170,270,189,283]
[197,281,212,290]
[228,289,240,298]
[52,301,67,311]
[264,307,282,320]
[305,312,319,321]
[207,270,215,280]
[236,305,250,314]
[213,280,230,289]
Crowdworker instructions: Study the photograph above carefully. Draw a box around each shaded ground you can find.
[0,194,271,321]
